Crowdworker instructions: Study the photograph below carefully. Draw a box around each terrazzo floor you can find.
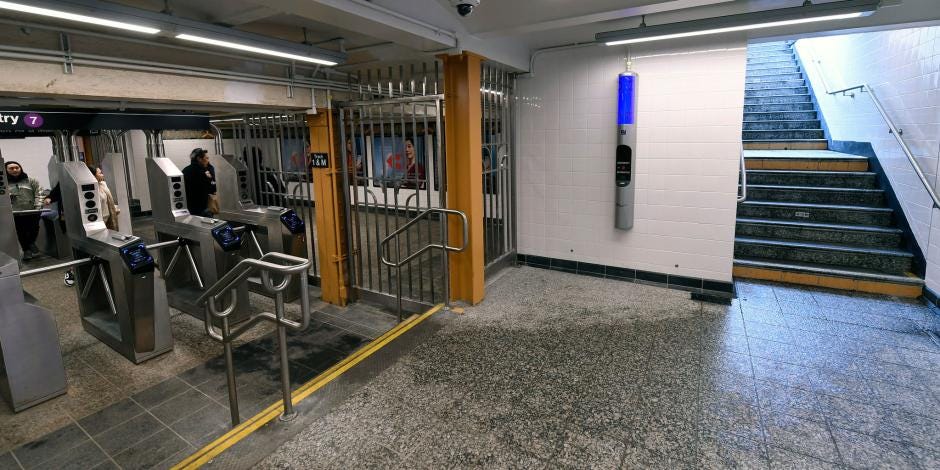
[257,266,940,469]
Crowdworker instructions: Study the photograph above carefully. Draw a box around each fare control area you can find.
[211,153,308,302]
[58,161,174,364]
[146,156,249,322]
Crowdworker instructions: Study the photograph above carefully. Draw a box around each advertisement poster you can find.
[281,137,309,179]
[370,135,429,190]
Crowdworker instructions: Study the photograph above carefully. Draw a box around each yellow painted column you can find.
[441,52,485,305]
[307,111,350,306]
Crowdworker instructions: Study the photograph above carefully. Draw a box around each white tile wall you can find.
[795,28,940,292]
[516,38,747,282]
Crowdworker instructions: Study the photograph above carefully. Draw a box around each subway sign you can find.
[0,111,210,136]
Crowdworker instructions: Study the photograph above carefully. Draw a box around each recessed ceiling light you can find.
[597,0,879,46]
[0,1,160,34]
[176,34,338,66]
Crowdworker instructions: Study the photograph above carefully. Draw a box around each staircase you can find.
[734,41,923,298]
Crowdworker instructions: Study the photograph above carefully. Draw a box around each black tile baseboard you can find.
[517,254,734,301]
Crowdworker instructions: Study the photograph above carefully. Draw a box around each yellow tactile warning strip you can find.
[173,304,444,470]
[745,159,869,171]
[733,266,923,298]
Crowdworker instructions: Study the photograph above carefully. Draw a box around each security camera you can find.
[451,0,480,17]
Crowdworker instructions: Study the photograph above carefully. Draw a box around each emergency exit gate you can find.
[338,61,516,308]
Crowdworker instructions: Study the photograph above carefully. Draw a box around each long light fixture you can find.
[0,0,160,34]
[597,0,880,46]
[176,34,338,66]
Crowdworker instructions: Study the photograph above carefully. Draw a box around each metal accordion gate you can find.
[481,63,516,275]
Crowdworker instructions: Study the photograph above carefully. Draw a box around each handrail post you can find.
[274,289,296,421]
[222,316,239,426]
[441,210,451,311]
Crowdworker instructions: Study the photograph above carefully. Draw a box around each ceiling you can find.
[1,0,938,76]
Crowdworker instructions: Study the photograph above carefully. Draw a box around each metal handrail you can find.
[737,146,747,203]
[380,208,469,321]
[804,45,940,209]
[196,251,312,426]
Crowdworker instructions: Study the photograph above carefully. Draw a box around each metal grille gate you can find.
[211,113,319,278]
[339,63,447,308]
[481,63,516,271]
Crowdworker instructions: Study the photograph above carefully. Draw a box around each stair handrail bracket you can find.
[806,44,940,209]
[196,251,312,426]
[379,208,470,320]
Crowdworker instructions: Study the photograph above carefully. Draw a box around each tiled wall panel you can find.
[516,38,747,282]
[795,28,940,292]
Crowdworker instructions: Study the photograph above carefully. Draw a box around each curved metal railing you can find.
[380,208,469,321]
[196,251,312,426]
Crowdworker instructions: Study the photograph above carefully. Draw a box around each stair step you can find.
[745,103,816,113]
[746,73,804,83]
[735,218,903,248]
[747,55,796,65]
[746,87,809,97]
[746,185,884,206]
[745,170,877,188]
[746,79,807,90]
[733,257,923,297]
[745,94,813,105]
[734,237,913,274]
[736,201,893,226]
[744,150,867,169]
[743,120,821,131]
[743,129,826,140]
[747,52,797,62]
[748,66,801,76]
[748,60,799,71]
[744,111,818,121]
[748,42,792,52]
[743,141,829,151]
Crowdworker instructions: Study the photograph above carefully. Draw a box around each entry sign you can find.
[310,152,329,169]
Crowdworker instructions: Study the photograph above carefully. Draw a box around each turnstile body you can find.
[0,253,68,412]
[59,162,173,364]
[146,157,247,321]
[211,154,307,301]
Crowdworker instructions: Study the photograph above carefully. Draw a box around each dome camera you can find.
[451,0,480,17]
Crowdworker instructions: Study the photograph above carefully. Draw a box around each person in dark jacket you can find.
[5,161,43,260]
[43,183,75,286]
[182,148,216,217]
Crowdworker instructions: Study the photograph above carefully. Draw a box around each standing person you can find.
[5,161,43,260]
[89,166,120,231]
[400,137,426,190]
[182,148,216,217]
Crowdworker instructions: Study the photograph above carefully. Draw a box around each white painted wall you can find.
[515,37,747,282]
[0,138,55,190]
[795,27,940,291]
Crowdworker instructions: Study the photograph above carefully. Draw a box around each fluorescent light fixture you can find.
[0,1,160,34]
[176,33,338,66]
[597,0,879,46]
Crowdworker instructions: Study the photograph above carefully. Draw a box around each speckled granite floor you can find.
[256,266,940,469]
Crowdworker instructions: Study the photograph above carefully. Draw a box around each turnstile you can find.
[146,157,248,321]
[211,154,307,301]
[59,161,173,364]
[0,161,67,412]
[0,253,68,412]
